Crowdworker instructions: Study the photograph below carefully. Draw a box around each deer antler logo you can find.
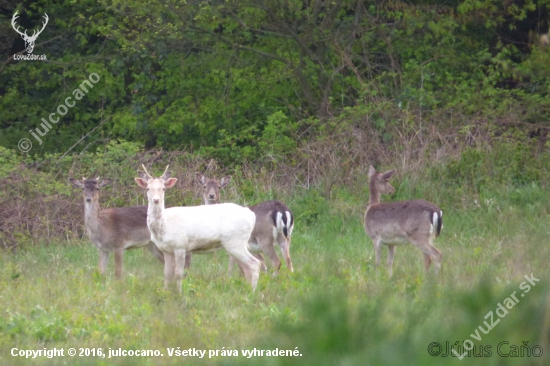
[11,11,49,54]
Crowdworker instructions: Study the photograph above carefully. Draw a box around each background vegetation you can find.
[1,0,549,159]
[1,0,550,365]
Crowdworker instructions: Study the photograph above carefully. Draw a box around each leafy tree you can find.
[0,0,549,157]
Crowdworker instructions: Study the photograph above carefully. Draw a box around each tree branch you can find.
[163,1,291,65]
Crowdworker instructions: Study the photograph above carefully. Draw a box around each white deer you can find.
[135,165,260,292]
[11,11,48,54]
[364,166,443,277]
[69,177,164,279]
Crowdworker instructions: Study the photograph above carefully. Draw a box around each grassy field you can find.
[1,180,549,366]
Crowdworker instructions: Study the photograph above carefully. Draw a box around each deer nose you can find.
[153,197,160,204]
[85,197,92,202]
[208,194,215,199]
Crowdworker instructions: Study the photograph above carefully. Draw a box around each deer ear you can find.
[220,175,231,188]
[135,177,148,189]
[164,178,178,189]
[368,165,377,177]
[381,169,396,180]
[69,178,83,188]
[98,179,112,188]
[196,173,206,185]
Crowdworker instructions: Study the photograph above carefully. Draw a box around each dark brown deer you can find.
[70,177,164,279]
[364,166,443,277]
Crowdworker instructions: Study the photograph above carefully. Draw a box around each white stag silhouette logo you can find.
[11,11,49,54]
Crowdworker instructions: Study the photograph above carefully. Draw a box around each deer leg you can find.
[184,253,192,271]
[245,254,261,290]
[258,232,281,274]
[413,239,442,274]
[229,255,255,276]
[225,241,261,290]
[174,249,187,294]
[147,242,165,264]
[260,236,281,275]
[387,245,396,277]
[98,250,109,275]
[233,257,251,283]
[373,238,382,268]
[277,234,293,272]
[424,253,432,272]
[254,253,267,273]
[114,247,124,280]
[163,251,175,290]
[429,244,442,274]
[228,255,236,276]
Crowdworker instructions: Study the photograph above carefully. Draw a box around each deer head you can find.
[69,177,113,203]
[135,165,177,205]
[195,173,231,205]
[12,11,49,54]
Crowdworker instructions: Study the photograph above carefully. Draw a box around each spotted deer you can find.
[364,166,443,277]
[69,177,164,279]
[135,165,260,292]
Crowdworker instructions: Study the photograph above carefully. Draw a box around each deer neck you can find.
[147,198,166,240]
[84,197,102,242]
[368,181,381,207]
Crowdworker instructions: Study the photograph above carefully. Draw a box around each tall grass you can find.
[1,169,549,365]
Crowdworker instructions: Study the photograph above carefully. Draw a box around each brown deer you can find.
[364,166,443,277]
[70,177,164,279]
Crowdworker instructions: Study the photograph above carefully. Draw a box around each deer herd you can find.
[70,164,442,293]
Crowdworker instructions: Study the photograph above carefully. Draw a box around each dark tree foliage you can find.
[0,0,549,158]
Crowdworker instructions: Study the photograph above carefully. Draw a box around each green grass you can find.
[1,183,549,365]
